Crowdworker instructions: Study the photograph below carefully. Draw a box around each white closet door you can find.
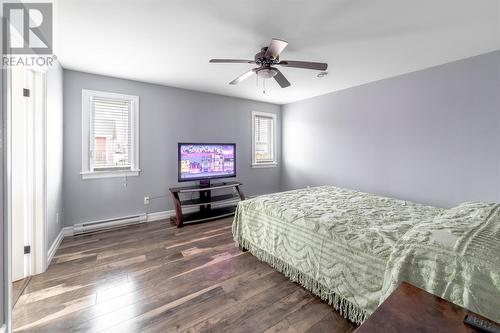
[11,66,33,282]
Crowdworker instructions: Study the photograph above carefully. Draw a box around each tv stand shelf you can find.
[180,194,241,208]
[169,181,245,227]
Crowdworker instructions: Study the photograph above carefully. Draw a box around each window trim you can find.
[81,89,140,179]
[251,111,278,168]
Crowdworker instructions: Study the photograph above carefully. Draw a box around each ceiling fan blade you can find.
[278,60,328,71]
[229,69,257,85]
[264,39,288,59]
[210,59,255,64]
[273,68,291,88]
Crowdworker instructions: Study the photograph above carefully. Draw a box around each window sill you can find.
[80,169,141,179]
[251,162,278,169]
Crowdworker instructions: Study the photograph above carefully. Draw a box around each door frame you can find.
[32,68,48,275]
[4,62,13,333]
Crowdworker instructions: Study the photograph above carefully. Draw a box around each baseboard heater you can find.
[73,213,147,235]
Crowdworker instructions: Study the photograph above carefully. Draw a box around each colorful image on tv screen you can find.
[179,144,235,180]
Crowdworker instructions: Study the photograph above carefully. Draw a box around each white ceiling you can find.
[54,0,500,105]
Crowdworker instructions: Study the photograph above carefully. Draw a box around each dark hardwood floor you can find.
[12,217,357,333]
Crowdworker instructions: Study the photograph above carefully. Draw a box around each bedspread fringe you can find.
[234,236,368,325]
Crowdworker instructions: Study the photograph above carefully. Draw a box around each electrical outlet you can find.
[144,196,150,205]
[56,212,60,225]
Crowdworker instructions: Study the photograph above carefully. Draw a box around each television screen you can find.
[178,143,236,182]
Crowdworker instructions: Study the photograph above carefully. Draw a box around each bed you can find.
[232,186,500,324]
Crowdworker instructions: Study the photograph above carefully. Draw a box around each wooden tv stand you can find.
[169,181,245,228]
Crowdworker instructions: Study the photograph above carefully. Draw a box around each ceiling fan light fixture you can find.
[256,68,278,79]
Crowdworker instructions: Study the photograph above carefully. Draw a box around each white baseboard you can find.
[0,324,5,333]
[46,226,74,267]
[47,227,65,266]
[146,209,176,222]
[145,207,198,222]
[62,226,74,237]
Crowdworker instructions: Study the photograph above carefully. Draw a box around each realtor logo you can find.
[2,3,53,55]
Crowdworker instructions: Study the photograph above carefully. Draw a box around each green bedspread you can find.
[232,186,500,324]
[381,201,500,323]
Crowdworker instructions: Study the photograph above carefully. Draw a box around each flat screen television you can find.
[178,143,236,184]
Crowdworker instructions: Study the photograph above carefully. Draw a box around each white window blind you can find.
[252,111,277,166]
[82,89,140,179]
[90,97,132,171]
[254,115,273,162]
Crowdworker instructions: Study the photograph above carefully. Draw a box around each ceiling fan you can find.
[209,38,328,88]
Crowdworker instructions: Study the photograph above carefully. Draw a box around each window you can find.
[81,90,140,179]
[252,111,277,167]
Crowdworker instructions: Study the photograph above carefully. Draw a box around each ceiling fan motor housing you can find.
[255,47,279,67]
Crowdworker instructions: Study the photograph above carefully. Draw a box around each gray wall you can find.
[63,70,281,226]
[282,51,500,208]
[46,63,64,246]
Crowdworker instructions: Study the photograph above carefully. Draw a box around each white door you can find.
[11,66,34,282]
